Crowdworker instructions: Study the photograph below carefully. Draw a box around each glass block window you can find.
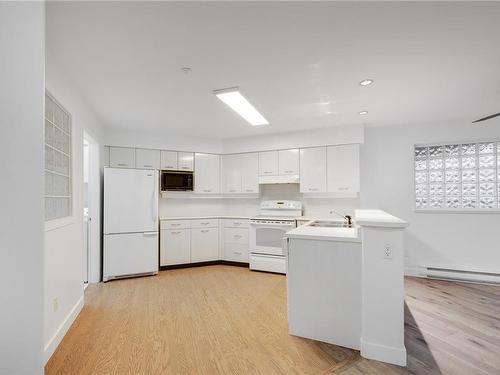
[45,92,72,220]
[414,141,499,210]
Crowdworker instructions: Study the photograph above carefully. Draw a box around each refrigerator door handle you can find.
[152,171,158,222]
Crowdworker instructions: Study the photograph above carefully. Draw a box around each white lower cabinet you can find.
[222,220,249,263]
[191,227,219,262]
[160,228,191,266]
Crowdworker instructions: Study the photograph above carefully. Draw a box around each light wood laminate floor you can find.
[45,265,500,375]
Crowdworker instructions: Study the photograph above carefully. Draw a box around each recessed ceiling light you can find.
[359,79,373,86]
[213,87,269,126]
[359,111,368,115]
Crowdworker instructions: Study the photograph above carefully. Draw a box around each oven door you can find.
[250,221,295,256]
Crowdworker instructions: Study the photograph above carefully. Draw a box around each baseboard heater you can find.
[424,267,500,285]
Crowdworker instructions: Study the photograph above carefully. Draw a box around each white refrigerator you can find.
[103,167,159,281]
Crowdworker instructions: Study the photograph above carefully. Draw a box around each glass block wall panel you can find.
[414,141,499,210]
[45,92,72,221]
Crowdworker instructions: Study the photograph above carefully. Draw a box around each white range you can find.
[249,200,302,274]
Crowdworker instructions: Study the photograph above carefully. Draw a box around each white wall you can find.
[105,127,224,154]
[361,120,500,274]
[43,52,105,362]
[223,124,364,154]
[0,2,45,374]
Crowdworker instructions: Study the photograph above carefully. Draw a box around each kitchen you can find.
[2,2,500,375]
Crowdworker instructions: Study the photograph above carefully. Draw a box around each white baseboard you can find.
[44,295,84,364]
[360,338,407,366]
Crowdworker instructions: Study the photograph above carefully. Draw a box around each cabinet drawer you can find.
[222,219,250,228]
[191,219,219,228]
[160,220,191,230]
[224,228,248,244]
[223,243,249,263]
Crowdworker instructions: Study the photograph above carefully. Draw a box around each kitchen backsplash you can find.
[159,184,359,218]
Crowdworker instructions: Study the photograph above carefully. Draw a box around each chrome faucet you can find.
[329,210,352,227]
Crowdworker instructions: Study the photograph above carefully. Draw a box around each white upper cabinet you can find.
[300,147,327,193]
[221,153,259,194]
[240,153,259,193]
[327,144,360,194]
[258,151,278,176]
[160,150,178,170]
[135,148,160,169]
[221,154,242,193]
[109,147,135,168]
[178,152,194,171]
[279,149,300,175]
[195,153,220,194]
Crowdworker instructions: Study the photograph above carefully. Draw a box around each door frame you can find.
[83,131,101,283]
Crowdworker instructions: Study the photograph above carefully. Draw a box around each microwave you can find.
[161,170,194,191]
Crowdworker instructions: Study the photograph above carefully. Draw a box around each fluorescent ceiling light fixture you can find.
[359,111,368,115]
[213,87,269,126]
[359,79,373,86]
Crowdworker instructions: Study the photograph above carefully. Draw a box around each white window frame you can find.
[414,140,500,213]
[44,90,75,230]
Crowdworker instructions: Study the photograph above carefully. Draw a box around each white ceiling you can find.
[46,1,500,139]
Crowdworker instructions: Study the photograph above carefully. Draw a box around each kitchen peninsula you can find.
[284,209,408,366]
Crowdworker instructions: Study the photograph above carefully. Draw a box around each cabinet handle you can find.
[229,190,237,193]
[117,163,127,167]
[201,229,209,233]
[164,165,174,169]
[144,165,153,168]
[308,188,318,191]
[233,222,242,225]
[264,171,273,174]
[245,189,254,192]
[203,189,211,192]
[171,231,181,234]
[284,170,293,173]
[171,223,181,227]
[338,187,349,191]
[234,251,242,255]
[181,166,190,169]
[201,222,209,225]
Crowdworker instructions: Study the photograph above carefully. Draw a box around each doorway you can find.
[83,131,101,284]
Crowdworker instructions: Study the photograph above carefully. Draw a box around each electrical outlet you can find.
[53,297,59,312]
[383,245,393,259]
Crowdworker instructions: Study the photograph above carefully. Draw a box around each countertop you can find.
[160,215,347,222]
[159,215,252,220]
[285,223,361,243]
[354,209,408,228]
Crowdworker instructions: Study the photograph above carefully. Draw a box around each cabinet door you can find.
[178,152,194,171]
[258,151,278,176]
[195,153,220,194]
[279,149,300,175]
[221,154,242,193]
[191,228,219,262]
[160,229,191,266]
[300,147,327,193]
[135,148,160,169]
[327,144,360,194]
[109,147,135,168]
[160,151,178,170]
[241,153,259,193]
